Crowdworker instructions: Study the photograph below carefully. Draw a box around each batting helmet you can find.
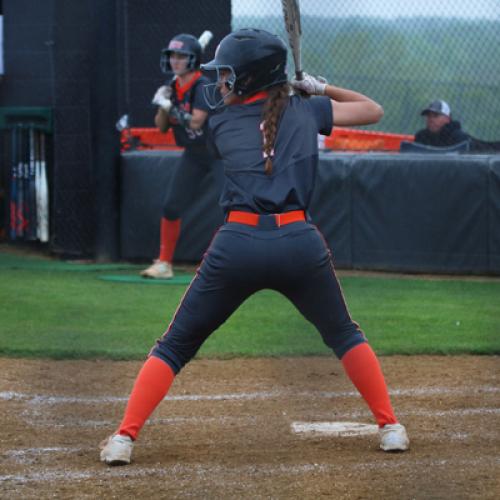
[160,34,202,74]
[201,28,288,108]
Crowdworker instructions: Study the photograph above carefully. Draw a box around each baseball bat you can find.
[21,127,30,239]
[16,126,25,238]
[35,130,41,239]
[198,30,213,51]
[28,126,37,240]
[281,0,303,80]
[38,131,49,243]
[9,127,18,240]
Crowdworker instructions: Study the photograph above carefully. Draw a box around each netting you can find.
[232,0,500,140]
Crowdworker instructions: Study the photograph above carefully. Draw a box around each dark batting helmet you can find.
[201,28,288,108]
[160,34,202,74]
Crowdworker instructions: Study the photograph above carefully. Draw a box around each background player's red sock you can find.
[159,217,181,263]
[341,343,397,427]
[117,356,175,440]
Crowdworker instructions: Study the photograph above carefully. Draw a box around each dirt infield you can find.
[1,356,499,499]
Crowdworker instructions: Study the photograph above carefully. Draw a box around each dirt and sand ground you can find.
[1,355,499,499]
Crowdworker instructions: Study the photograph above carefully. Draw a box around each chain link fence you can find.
[232,0,500,140]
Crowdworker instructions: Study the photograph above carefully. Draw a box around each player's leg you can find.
[277,225,408,450]
[141,150,210,279]
[102,228,258,464]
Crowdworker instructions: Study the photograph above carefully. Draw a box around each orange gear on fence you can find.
[120,126,415,153]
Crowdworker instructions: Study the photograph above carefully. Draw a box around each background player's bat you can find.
[281,0,303,80]
[198,30,213,51]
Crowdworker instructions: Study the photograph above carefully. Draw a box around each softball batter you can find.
[141,33,221,279]
[101,28,409,465]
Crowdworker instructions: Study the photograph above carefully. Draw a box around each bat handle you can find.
[293,70,309,98]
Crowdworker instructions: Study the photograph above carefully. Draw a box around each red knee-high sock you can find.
[117,356,175,440]
[158,218,181,263]
[341,343,397,427]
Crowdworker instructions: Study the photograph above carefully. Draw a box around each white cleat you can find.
[100,434,133,465]
[379,423,410,452]
[140,260,174,279]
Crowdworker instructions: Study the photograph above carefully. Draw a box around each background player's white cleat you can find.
[379,423,410,452]
[140,260,174,279]
[100,434,133,465]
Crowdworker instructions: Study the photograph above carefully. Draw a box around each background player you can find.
[101,28,409,465]
[141,33,221,279]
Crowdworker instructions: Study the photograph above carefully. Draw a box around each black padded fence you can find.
[120,151,500,275]
[0,0,231,257]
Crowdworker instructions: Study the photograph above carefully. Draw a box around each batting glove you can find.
[169,106,193,128]
[152,86,173,112]
[291,73,328,96]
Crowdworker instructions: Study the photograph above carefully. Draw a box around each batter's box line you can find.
[1,385,499,405]
[1,457,500,485]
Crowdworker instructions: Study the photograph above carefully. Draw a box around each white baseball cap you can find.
[421,100,451,117]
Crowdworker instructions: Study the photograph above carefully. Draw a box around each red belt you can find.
[227,210,306,227]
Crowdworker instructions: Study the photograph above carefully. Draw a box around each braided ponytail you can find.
[261,84,290,175]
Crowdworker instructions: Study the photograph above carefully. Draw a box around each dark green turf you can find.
[1,250,499,359]
[99,274,194,285]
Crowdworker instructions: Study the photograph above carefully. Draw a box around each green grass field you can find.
[0,250,499,359]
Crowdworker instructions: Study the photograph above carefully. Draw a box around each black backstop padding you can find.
[399,140,470,154]
[120,151,500,274]
[310,155,353,268]
[489,157,500,271]
[120,151,224,262]
[351,154,490,272]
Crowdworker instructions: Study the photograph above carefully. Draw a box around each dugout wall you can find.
[0,0,231,258]
[120,152,500,275]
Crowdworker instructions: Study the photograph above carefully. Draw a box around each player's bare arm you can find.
[327,85,383,127]
[291,73,383,127]
[188,108,208,130]
[155,107,171,133]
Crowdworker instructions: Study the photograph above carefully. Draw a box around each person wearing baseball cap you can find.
[414,99,470,147]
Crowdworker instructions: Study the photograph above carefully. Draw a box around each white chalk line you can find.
[16,407,500,438]
[1,385,499,405]
[6,447,81,456]
[1,457,499,485]
[4,447,84,465]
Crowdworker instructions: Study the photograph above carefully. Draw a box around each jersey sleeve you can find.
[191,77,211,113]
[309,96,333,136]
[206,118,222,159]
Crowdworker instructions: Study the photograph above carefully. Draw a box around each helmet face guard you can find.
[201,65,237,110]
[160,50,198,75]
